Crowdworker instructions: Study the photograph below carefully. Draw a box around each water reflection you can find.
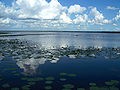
[0,39,120,75]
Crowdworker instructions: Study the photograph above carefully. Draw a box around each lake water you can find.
[0,32,120,90]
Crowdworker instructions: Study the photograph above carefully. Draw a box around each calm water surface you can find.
[0,32,120,90]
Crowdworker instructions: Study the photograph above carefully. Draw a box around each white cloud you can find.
[68,4,86,15]
[0,1,116,30]
[106,6,119,10]
[89,7,111,25]
[15,0,67,20]
[73,14,88,24]
[60,12,72,23]
[113,10,120,21]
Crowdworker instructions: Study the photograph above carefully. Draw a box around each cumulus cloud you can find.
[73,14,88,24]
[106,6,119,10]
[113,10,120,21]
[89,7,111,25]
[0,0,117,30]
[68,4,86,15]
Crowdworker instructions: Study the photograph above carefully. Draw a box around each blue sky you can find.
[0,0,120,31]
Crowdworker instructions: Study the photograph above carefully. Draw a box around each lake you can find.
[0,32,120,90]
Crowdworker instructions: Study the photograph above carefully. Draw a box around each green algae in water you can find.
[45,81,53,84]
[60,78,66,81]
[2,83,10,88]
[60,73,67,76]
[11,88,19,90]
[89,83,96,86]
[77,88,86,90]
[44,86,52,90]
[67,74,76,77]
[63,84,74,89]
[45,77,55,81]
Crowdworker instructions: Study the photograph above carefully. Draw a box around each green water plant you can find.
[45,77,55,81]
[28,82,36,85]
[67,74,76,77]
[89,83,96,86]
[60,73,67,76]
[77,88,86,90]
[63,84,74,89]
[11,88,19,90]
[44,86,52,90]
[60,78,66,81]
[45,81,53,84]
[105,80,119,86]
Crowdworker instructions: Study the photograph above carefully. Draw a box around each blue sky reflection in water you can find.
[0,32,120,89]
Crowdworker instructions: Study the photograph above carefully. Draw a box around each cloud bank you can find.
[0,0,119,30]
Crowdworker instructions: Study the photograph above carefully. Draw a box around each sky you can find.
[0,0,120,31]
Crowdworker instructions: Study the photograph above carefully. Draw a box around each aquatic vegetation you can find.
[77,88,86,90]
[62,89,71,90]
[11,88,19,90]
[89,83,96,86]
[2,83,10,88]
[44,86,52,90]
[67,74,76,77]
[28,82,36,85]
[60,73,67,76]
[90,86,108,90]
[109,86,119,90]
[22,85,30,90]
[26,77,44,82]
[60,78,66,81]
[105,80,119,86]
[63,84,74,89]
[21,77,28,80]
[45,81,53,84]
[45,77,55,81]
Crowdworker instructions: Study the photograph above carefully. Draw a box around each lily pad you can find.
[105,80,119,86]
[77,88,86,90]
[45,77,55,81]
[63,84,74,89]
[68,74,76,77]
[109,86,119,90]
[21,77,28,80]
[89,83,96,86]
[60,73,67,76]
[28,82,35,85]
[22,85,30,90]
[60,78,66,81]
[45,81,53,84]
[44,86,52,90]
[11,88,19,90]
[27,77,44,82]
[62,89,71,90]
